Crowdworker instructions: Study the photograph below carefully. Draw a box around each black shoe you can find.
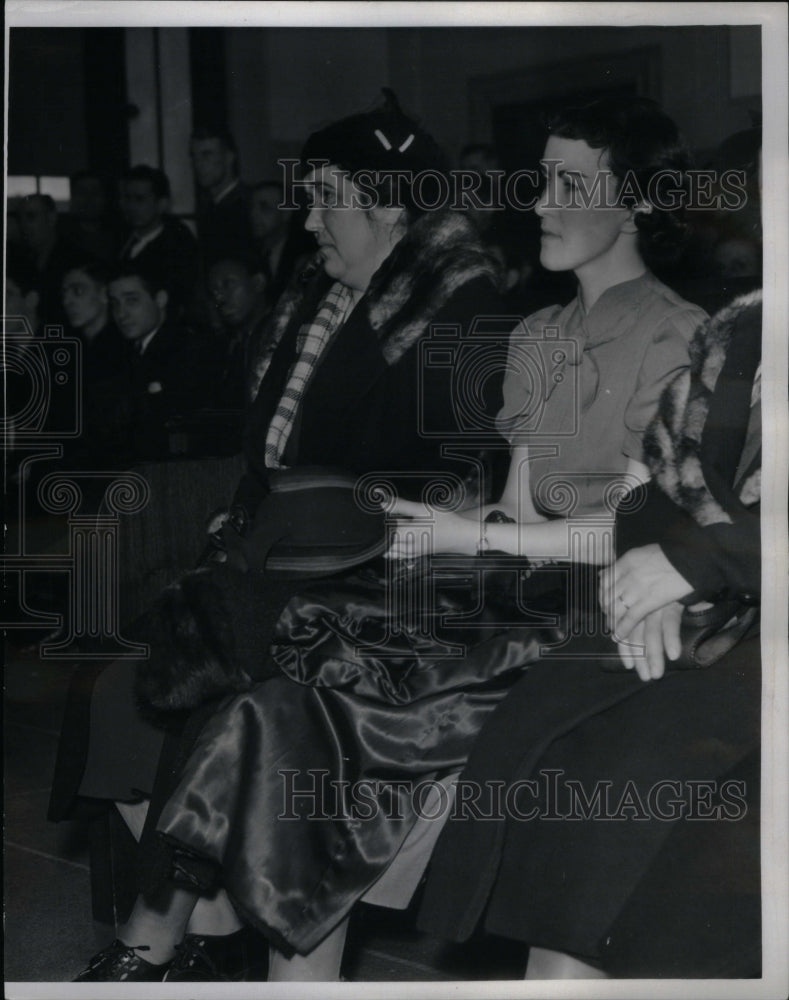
[74,939,172,982]
[164,927,263,981]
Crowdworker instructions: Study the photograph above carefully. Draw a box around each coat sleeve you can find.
[615,481,760,601]
[616,317,761,601]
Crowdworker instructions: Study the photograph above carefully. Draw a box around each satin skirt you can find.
[157,572,552,954]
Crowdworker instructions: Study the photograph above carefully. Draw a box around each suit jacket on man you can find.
[195,181,255,266]
[124,320,215,460]
[121,217,201,323]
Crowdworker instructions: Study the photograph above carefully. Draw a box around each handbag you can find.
[224,466,389,578]
[672,598,760,670]
[602,597,760,674]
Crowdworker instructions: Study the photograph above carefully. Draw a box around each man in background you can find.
[207,254,271,409]
[108,261,213,461]
[119,165,201,325]
[190,125,255,264]
[62,170,122,264]
[15,193,74,326]
[249,180,309,306]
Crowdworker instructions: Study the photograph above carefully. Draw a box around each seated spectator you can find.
[666,125,762,315]
[459,141,501,174]
[107,260,215,461]
[206,255,271,409]
[55,94,513,984]
[119,165,201,325]
[5,249,43,336]
[60,260,131,469]
[458,143,574,312]
[249,180,309,305]
[417,289,762,980]
[60,169,122,265]
[62,259,122,357]
[190,124,255,264]
[15,193,75,326]
[708,126,762,287]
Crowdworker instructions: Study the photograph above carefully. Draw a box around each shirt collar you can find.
[575,271,652,348]
[127,224,164,257]
[213,179,240,205]
[137,324,161,356]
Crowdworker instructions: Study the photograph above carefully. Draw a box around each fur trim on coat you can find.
[249,210,501,399]
[644,289,762,527]
[134,566,250,713]
[134,564,300,713]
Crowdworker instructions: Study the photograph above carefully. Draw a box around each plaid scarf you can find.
[264,281,356,468]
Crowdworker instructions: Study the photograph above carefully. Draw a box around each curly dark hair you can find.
[546,96,693,265]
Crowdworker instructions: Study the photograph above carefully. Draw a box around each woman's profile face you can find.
[303,165,401,292]
[535,136,633,278]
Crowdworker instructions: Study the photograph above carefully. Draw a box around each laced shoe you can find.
[73,939,172,981]
[164,928,260,981]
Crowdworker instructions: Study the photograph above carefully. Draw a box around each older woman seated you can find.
[54,94,512,982]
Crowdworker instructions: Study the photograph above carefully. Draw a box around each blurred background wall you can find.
[7,24,761,217]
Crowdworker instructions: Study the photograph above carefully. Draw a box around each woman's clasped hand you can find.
[599,544,694,680]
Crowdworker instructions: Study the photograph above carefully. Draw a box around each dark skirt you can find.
[417,633,761,977]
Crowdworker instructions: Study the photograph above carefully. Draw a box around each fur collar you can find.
[644,289,762,526]
[249,210,500,399]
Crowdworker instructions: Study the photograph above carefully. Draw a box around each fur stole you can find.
[134,566,250,714]
[644,289,762,527]
[134,563,296,713]
[249,210,501,399]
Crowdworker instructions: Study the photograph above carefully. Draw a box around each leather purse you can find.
[602,597,760,674]
[672,598,760,670]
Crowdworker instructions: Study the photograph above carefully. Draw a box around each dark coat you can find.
[195,181,255,266]
[120,217,201,324]
[48,210,513,924]
[416,291,763,977]
[234,209,512,518]
[62,321,133,470]
[115,320,217,462]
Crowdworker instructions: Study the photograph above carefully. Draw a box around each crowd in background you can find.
[5,117,762,478]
